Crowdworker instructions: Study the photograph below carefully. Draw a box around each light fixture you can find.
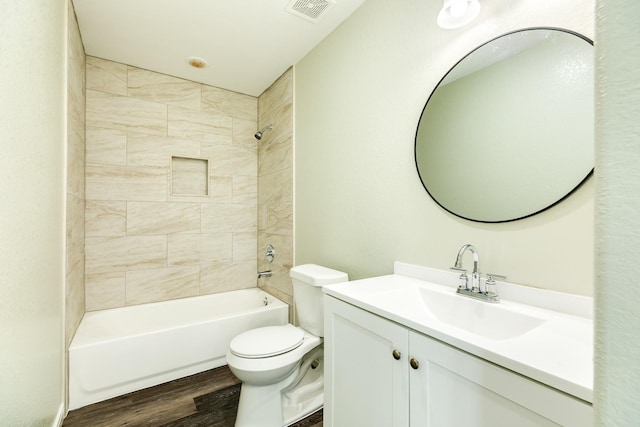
[437,0,481,29]
[187,56,207,69]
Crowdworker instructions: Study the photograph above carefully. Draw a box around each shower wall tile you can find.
[261,100,293,144]
[202,85,257,121]
[200,261,256,293]
[233,232,258,262]
[208,176,233,204]
[201,143,257,176]
[125,266,200,305]
[258,168,293,205]
[167,233,233,266]
[86,201,127,237]
[201,204,257,233]
[128,67,201,110]
[67,135,85,199]
[258,67,293,119]
[232,118,259,151]
[66,197,85,313]
[85,236,167,274]
[258,103,293,175]
[259,202,293,236]
[85,57,259,311]
[86,163,167,201]
[85,271,126,311]
[257,68,293,305]
[87,89,167,136]
[127,133,201,167]
[67,95,85,153]
[127,202,201,235]
[86,56,127,96]
[86,127,127,165]
[68,85,85,183]
[66,3,86,347]
[258,134,293,177]
[233,175,257,204]
[168,106,232,143]
[66,195,85,258]
[67,244,85,309]
[67,7,85,93]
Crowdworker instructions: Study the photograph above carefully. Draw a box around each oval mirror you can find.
[415,28,594,223]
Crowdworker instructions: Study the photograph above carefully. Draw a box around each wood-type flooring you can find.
[63,365,323,427]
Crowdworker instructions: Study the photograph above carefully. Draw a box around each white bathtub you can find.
[69,288,288,410]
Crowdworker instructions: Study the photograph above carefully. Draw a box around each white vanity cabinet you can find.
[324,293,410,426]
[325,296,593,427]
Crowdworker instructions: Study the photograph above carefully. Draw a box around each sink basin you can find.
[416,287,546,340]
[370,285,546,341]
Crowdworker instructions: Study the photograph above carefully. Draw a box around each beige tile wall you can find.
[66,3,86,346]
[85,56,258,310]
[257,68,294,305]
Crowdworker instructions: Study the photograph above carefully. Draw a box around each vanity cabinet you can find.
[324,293,409,426]
[324,296,593,427]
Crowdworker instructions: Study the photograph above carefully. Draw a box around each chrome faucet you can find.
[450,244,505,303]
[453,243,480,292]
[257,270,272,279]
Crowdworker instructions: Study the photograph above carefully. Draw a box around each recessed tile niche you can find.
[171,156,209,196]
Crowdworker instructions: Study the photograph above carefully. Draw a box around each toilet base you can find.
[282,347,324,426]
[234,367,299,427]
[234,347,324,427]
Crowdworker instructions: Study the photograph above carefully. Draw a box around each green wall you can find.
[295,0,594,295]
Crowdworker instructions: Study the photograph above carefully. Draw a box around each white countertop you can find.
[323,262,593,403]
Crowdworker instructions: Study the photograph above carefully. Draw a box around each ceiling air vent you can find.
[285,0,336,23]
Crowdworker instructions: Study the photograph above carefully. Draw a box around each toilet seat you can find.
[230,324,304,359]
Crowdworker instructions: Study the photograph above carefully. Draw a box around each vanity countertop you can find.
[323,262,593,403]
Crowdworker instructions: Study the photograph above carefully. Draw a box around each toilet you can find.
[226,264,348,427]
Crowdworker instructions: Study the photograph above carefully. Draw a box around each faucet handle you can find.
[485,273,506,282]
[450,266,469,289]
[484,273,506,298]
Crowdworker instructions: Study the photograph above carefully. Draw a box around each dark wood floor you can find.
[63,365,323,427]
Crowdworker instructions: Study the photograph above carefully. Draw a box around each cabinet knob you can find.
[392,350,401,360]
[410,358,419,370]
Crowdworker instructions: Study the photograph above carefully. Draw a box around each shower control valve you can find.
[265,244,275,263]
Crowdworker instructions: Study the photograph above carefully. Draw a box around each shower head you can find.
[254,124,273,140]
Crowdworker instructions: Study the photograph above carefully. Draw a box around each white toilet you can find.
[226,264,348,427]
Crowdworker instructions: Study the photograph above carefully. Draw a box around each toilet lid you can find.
[230,325,304,358]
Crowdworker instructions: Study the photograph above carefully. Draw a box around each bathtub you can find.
[69,288,288,410]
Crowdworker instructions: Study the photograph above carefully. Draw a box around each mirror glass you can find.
[415,28,593,223]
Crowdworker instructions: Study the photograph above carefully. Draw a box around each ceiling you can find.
[72,0,367,97]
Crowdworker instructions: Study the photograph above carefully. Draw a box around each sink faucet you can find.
[450,244,505,303]
[453,243,480,292]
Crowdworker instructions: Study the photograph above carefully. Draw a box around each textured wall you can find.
[0,0,66,423]
[84,57,259,310]
[295,0,595,295]
[594,0,640,423]
[257,68,294,306]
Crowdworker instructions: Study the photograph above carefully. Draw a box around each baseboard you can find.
[53,402,65,427]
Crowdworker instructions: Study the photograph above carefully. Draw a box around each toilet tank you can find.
[290,264,348,337]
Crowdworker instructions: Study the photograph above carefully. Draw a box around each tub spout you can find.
[258,270,272,279]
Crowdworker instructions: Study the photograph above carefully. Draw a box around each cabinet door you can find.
[324,296,409,427]
[409,331,592,427]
